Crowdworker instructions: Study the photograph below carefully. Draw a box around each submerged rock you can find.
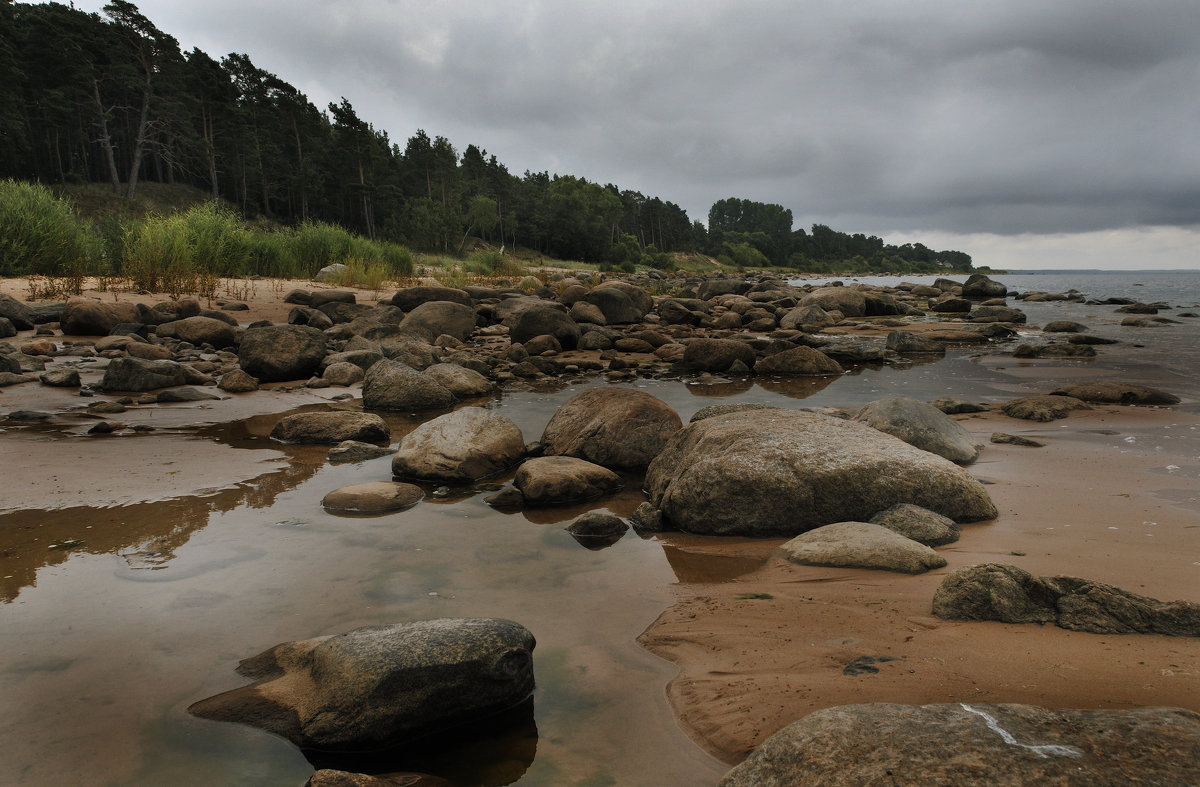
[271,411,390,445]
[645,408,997,537]
[321,482,424,515]
[719,702,1200,787]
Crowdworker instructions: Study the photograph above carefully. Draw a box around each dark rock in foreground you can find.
[719,702,1200,786]
[932,563,1200,636]
[271,411,390,445]
[189,619,535,751]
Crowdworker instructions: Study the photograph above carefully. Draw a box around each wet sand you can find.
[2,276,1199,783]
[640,405,1200,762]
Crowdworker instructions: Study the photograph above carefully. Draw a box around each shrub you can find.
[0,179,101,280]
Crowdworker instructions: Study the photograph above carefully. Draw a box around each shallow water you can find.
[2,283,1199,785]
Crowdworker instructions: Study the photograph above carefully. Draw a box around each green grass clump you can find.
[0,179,101,284]
[119,203,252,295]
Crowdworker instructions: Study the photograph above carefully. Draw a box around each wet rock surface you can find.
[392,407,525,483]
[539,387,682,472]
[776,521,947,574]
[189,619,536,751]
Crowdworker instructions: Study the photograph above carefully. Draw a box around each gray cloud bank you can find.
[68,0,1200,266]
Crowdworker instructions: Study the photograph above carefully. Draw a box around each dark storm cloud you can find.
[68,0,1200,238]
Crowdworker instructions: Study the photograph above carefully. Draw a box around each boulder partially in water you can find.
[540,387,682,472]
[1050,382,1180,405]
[392,407,524,483]
[644,408,997,537]
[513,456,621,506]
[271,411,390,445]
[189,619,535,751]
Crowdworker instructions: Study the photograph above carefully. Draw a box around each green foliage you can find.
[0,179,101,279]
[719,241,771,270]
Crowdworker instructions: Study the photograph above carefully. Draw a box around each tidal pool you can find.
[2,300,1197,785]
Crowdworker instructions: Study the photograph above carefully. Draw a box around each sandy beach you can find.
[1,273,1197,784]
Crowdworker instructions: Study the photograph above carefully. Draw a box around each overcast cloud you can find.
[63,0,1200,269]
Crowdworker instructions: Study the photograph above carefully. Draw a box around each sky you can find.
[62,0,1200,270]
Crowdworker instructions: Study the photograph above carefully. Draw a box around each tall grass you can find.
[120,203,252,295]
[0,179,101,289]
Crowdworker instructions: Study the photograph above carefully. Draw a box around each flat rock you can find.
[885,330,946,354]
[1001,395,1091,422]
[392,407,524,483]
[645,408,997,537]
[321,482,424,515]
[271,411,390,445]
[777,521,947,574]
[932,562,1200,636]
[540,387,682,471]
[512,456,621,506]
[1049,382,1180,405]
[328,440,395,463]
[100,357,212,392]
[720,703,1200,786]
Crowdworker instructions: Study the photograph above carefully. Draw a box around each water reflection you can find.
[303,698,537,785]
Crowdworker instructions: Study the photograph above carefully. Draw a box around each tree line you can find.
[1,1,973,274]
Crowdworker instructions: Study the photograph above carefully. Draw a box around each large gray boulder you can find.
[970,304,1026,323]
[800,286,866,318]
[189,619,535,751]
[390,286,472,312]
[157,315,240,349]
[509,304,581,349]
[398,301,477,344]
[392,407,524,483]
[777,521,947,574]
[854,396,981,464]
[778,304,835,330]
[591,280,653,317]
[582,286,642,324]
[512,456,621,506]
[961,273,1008,298]
[719,703,1200,787]
[932,563,1200,636]
[682,338,756,372]
[644,408,997,537]
[100,357,211,392]
[238,324,329,382]
[362,359,456,411]
[540,387,682,472]
[270,411,390,445]
[420,363,493,398]
[0,293,35,330]
[754,346,843,376]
